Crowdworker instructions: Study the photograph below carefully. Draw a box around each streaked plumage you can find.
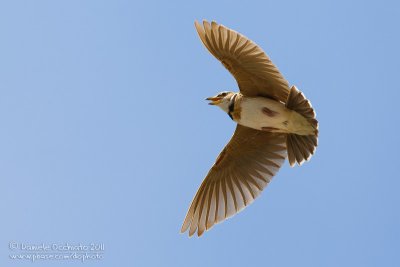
[182,20,319,237]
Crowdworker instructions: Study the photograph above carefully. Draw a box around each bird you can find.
[181,20,319,237]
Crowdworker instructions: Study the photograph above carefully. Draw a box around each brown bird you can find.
[181,20,318,237]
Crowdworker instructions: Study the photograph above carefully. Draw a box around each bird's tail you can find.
[285,86,318,167]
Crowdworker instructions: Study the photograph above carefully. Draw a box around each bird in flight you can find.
[181,20,319,237]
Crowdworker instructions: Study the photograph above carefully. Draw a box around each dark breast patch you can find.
[262,107,279,117]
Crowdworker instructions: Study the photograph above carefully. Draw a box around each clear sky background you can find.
[1,0,399,266]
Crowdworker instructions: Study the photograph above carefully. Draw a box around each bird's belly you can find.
[236,97,292,132]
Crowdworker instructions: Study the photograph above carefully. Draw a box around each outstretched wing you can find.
[195,20,290,102]
[181,125,287,236]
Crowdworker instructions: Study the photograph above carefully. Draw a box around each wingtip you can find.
[180,218,190,234]
[197,229,205,237]
[180,230,194,238]
[181,222,196,237]
[289,160,296,168]
[194,19,208,24]
[194,20,204,34]
[189,228,196,237]
[204,19,214,28]
[180,226,185,234]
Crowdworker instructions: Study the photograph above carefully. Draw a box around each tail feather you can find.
[285,86,318,167]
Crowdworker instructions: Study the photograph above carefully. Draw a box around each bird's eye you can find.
[219,92,227,97]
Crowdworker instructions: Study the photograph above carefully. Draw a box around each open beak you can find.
[206,96,222,105]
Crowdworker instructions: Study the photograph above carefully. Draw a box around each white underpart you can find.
[237,97,313,135]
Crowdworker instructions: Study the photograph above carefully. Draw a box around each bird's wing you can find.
[195,20,290,102]
[181,125,287,237]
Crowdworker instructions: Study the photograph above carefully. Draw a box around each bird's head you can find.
[206,91,235,112]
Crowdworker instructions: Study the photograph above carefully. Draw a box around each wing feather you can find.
[181,125,287,236]
[195,20,290,102]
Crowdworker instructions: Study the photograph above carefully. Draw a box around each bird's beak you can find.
[206,96,222,105]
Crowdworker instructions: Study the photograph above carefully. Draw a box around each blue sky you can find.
[1,0,399,266]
